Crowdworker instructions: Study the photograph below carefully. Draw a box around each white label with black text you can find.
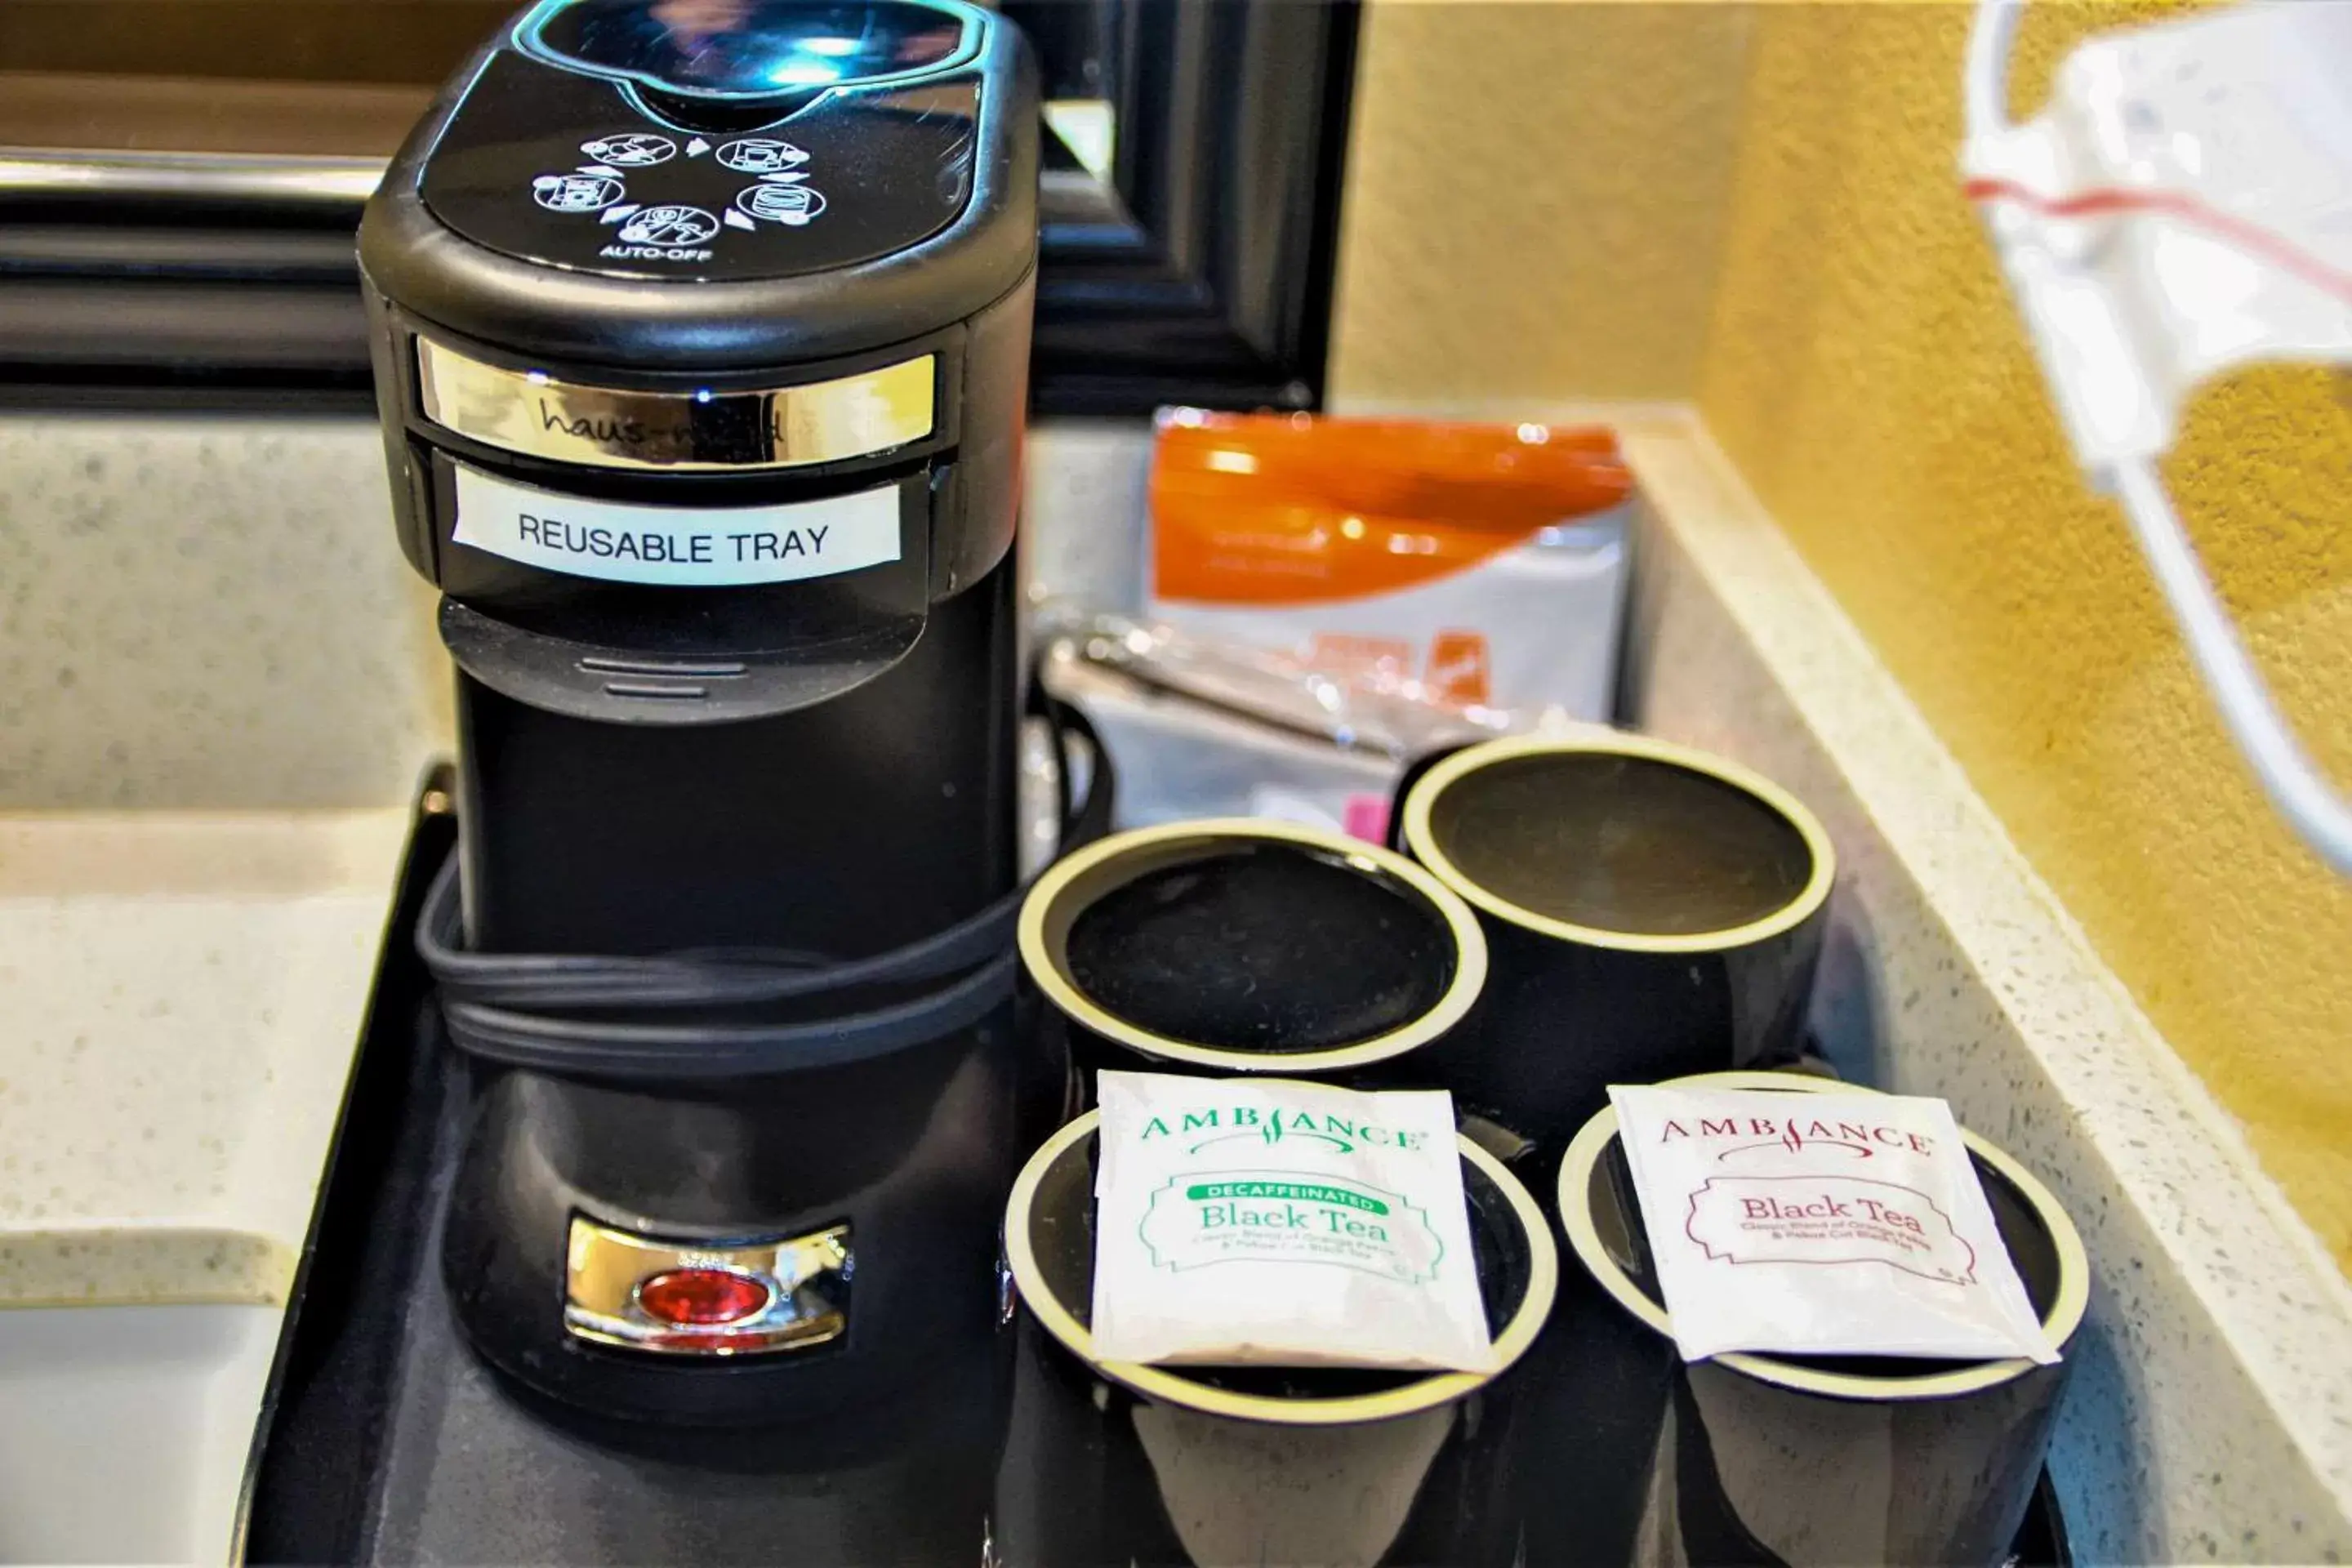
[452,466,900,587]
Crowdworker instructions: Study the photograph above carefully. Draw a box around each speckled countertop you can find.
[0,413,438,1307]
[0,810,412,1306]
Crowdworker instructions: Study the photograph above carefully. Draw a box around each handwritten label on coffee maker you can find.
[452,466,901,587]
[416,340,935,471]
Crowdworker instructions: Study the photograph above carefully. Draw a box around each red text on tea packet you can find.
[1683,1174,1980,1286]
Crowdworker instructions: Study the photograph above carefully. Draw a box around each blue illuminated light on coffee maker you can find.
[767,60,845,87]
[510,0,988,102]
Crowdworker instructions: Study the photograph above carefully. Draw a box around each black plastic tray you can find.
[234,777,2074,1566]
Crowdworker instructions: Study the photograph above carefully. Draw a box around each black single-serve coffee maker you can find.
[359,0,1045,1425]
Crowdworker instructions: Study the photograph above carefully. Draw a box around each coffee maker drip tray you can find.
[238,781,2079,1566]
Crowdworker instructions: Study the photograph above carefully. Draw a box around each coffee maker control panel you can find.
[419,0,987,283]
[360,0,1036,723]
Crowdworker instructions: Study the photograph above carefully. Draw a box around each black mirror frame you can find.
[0,0,1360,416]
[1016,0,1361,416]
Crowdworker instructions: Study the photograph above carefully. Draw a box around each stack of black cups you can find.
[1009,813,1556,1565]
[1003,733,2087,1568]
[1553,1071,2089,1566]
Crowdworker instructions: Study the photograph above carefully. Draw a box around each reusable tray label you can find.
[452,465,899,587]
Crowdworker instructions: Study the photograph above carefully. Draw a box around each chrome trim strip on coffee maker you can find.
[416,339,938,472]
[564,1216,851,1356]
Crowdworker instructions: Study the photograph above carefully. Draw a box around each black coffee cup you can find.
[1018,817,1487,1092]
[1395,734,1834,1143]
[999,1108,1557,1567]
[1554,1071,2090,1568]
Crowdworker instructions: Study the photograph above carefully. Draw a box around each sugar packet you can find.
[1091,1071,1493,1371]
[1608,1085,2057,1365]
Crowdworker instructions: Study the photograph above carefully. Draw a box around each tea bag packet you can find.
[1608,1085,2057,1365]
[1091,1071,1493,1371]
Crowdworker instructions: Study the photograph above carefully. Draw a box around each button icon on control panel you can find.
[581,132,677,167]
[734,183,827,227]
[534,172,626,213]
[617,204,720,246]
[718,138,811,175]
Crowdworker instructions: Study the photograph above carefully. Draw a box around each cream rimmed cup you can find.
[1553,1071,2089,1567]
[1395,733,1835,1143]
[1018,817,1488,1093]
[1000,1107,1558,1567]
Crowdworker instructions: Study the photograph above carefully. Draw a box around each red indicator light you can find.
[635,1267,773,1326]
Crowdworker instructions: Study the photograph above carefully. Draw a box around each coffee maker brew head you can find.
[359,0,1038,724]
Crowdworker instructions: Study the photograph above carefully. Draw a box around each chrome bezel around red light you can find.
[563,1215,850,1357]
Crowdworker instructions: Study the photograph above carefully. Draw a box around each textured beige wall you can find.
[1326,2,1754,408]
[1694,2,2352,1266]
[1331,0,2352,1269]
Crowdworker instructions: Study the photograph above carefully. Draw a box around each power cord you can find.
[416,681,1115,1080]
[1964,0,2352,875]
